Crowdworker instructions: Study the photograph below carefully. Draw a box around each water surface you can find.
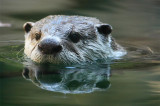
[1,0,160,105]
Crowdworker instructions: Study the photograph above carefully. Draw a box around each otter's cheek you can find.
[24,41,32,58]
[30,47,43,63]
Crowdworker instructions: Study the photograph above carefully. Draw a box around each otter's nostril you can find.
[53,45,62,53]
[38,44,43,51]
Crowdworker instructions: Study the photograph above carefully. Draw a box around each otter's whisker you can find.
[16,47,24,62]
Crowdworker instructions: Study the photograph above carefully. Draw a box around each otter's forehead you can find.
[36,15,101,25]
[33,15,100,37]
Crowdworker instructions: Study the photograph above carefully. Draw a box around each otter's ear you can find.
[23,22,34,33]
[96,24,112,36]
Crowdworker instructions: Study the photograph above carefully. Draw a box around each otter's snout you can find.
[38,39,62,54]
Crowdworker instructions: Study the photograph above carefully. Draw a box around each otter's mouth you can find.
[28,36,83,64]
[30,44,82,64]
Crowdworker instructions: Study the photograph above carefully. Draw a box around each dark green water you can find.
[1,0,160,105]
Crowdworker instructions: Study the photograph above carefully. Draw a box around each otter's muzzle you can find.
[38,38,62,54]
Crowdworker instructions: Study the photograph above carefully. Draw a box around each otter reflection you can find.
[22,62,111,94]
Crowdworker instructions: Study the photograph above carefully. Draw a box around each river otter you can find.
[23,15,126,64]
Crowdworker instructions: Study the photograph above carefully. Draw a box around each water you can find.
[1,0,160,105]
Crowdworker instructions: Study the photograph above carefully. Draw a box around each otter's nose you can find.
[38,39,62,54]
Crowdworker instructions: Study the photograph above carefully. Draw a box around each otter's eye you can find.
[68,32,81,43]
[35,33,41,40]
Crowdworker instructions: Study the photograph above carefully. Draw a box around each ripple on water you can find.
[1,43,160,94]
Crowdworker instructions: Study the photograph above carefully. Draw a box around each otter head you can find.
[23,15,125,64]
